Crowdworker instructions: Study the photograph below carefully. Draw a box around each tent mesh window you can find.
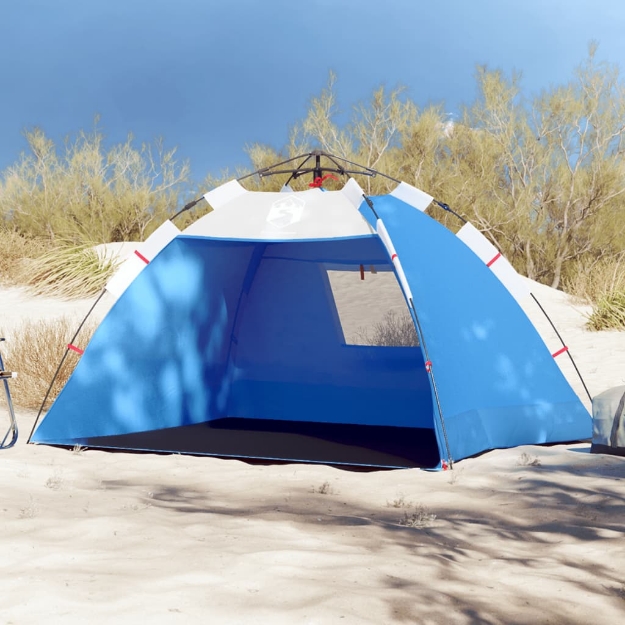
[326,266,418,347]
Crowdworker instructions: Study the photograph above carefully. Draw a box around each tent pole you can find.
[170,195,205,221]
[236,151,402,186]
[530,293,593,403]
[432,200,468,224]
[313,152,323,183]
[282,154,315,188]
[407,296,454,469]
[27,288,107,444]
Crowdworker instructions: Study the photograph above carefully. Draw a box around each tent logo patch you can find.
[266,196,305,229]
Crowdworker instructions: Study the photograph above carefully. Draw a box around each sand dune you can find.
[1,277,624,624]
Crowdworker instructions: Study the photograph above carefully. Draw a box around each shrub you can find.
[516,452,542,467]
[357,309,419,347]
[0,124,189,244]
[565,254,625,304]
[20,242,119,299]
[0,230,49,285]
[312,481,335,495]
[587,290,625,331]
[399,503,437,528]
[1,316,97,409]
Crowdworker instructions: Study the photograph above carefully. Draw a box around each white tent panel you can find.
[105,220,180,300]
[390,182,433,212]
[456,223,530,304]
[203,179,248,210]
[184,186,375,240]
[341,177,366,209]
[376,219,413,301]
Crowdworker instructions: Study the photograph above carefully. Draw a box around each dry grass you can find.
[356,309,419,347]
[312,481,335,495]
[587,290,625,331]
[517,452,542,467]
[1,316,97,409]
[21,242,118,299]
[563,255,625,331]
[565,254,625,304]
[0,230,49,285]
[387,493,410,508]
[398,503,437,528]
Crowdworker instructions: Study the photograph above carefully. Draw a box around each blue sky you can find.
[1,0,624,183]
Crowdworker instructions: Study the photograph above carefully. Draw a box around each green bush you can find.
[0,123,189,245]
[587,290,625,331]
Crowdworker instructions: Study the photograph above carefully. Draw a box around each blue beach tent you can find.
[29,154,591,468]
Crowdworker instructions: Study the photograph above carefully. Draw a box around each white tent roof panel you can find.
[184,186,376,240]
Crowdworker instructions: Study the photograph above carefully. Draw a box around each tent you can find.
[591,386,625,457]
[29,153,591,469]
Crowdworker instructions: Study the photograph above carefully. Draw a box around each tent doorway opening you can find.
[38,235,442,469]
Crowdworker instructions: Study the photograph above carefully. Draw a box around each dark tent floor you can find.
[82,419,441,469]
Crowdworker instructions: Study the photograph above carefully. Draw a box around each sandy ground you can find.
[1,273,625,624]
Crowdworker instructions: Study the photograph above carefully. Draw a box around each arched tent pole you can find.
[431,199,468,225]
[319,152,401,185]
[170,196,206,222]
[0,338,18,449]
[237,152,323,183]
[281,153,317,188]
[236,150,402,187]
[172,153,338,224]
[530,293,592,403]
[360,193,454,469]
[27,288,107,444]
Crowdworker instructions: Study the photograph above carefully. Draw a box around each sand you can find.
[1,277,624,624]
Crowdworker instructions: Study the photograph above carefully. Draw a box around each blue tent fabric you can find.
[31,191,591,468]
[361,194,591,461]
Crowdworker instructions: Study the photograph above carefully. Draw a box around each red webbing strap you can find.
[486,252,501,267]
[134,250,150,264]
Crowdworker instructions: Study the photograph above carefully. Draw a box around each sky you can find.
[1,0,624,184]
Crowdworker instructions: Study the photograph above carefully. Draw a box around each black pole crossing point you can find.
[282,154,318,188]
[172,151,463,224]
[237,151,402,187]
